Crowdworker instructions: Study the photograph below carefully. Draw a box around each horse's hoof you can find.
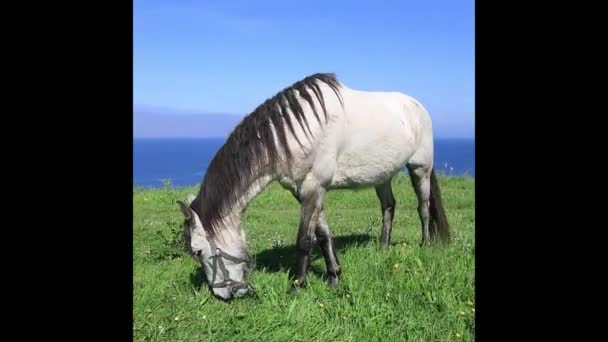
[288,283,306,294]
[327,276,340,288]
[288,278,306,294]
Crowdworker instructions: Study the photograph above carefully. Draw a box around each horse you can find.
[176,73,450,300]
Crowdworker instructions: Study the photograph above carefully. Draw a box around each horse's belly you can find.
[331,141,415,188]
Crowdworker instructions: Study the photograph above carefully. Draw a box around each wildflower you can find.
[459,310,465,315]
[393,263,400,269]
[346,294,350,298]
[472,308,475,313]
[202,315,207,320]
[319,303,325,308]
[293,279,300,285]
[174,316,179,321]
[455,332,462,338]
[466,300,474,306]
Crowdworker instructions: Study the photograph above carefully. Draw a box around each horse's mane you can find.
[191,72,343,237]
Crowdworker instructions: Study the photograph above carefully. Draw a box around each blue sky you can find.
[134,0,474,138]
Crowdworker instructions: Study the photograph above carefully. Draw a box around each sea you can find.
[133,138,475,188]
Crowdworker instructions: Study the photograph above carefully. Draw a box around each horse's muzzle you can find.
[213,283,254,300]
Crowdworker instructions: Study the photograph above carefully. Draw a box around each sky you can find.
[134,0,475,138]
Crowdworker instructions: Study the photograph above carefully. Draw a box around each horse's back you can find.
[329,87,433,188]
[279,82,434,190]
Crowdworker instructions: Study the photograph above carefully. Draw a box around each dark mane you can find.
[191,73,343,236]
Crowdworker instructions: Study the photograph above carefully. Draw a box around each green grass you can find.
[133,174,475,341]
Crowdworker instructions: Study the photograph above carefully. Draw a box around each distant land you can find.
[133,105,474,139]
[133,106,242,138]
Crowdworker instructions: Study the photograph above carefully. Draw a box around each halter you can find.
[204,238,250,293]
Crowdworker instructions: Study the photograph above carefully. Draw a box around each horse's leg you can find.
[375,180,396,248]
[407,164,432,246]
[313,209,341,287]
[289,191,341,287]
[292,181,326,289]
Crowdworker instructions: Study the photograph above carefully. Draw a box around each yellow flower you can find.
[456,332,462,338]
[472,308,475,313]
[393,263,400,269]
[293,279,300,285]
[346,294,350,298]
[319,303,325,308]
[459,310,465,315]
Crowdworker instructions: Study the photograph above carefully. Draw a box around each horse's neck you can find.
[226,171,276,224]
[210,171,273,254]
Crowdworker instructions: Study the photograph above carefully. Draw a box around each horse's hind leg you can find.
[375,180,396,248]
[407,164,432,246]
[289,190,341,287]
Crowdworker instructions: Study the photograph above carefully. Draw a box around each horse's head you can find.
[177,194,253,300]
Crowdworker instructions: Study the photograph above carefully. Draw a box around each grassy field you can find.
[133,174,475,341]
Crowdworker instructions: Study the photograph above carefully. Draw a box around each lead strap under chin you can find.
[207,237,249,289]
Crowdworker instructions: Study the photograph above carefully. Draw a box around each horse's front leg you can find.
[314,210,341,287]
[287,188,341,288]
[291,185,326,290]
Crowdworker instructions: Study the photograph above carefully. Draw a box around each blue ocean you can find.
[133,138,475,188]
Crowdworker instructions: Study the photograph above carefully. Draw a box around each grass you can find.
[133,174,475,341]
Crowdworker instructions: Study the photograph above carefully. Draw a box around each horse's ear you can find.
[176,200,191,220]
[186,193,196,205]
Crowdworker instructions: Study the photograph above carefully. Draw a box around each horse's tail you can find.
[429,169,451,243]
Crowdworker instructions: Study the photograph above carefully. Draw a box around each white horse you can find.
[177,73,450,300]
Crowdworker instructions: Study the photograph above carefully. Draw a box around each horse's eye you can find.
[195,250,203,257]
